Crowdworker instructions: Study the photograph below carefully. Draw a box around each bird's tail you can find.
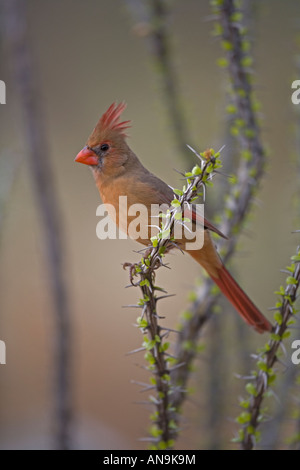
[210,265,272,334]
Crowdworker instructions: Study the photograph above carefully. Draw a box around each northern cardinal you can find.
[75,102,272,333]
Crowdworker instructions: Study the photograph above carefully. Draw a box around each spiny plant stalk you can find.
[170,0,267,412]
[126,148,223,449]
[235,247,300,450]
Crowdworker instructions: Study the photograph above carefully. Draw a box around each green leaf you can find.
[171,199,181,207]
[158,229,170,239]
[239,399,250,409]
[217,57,229,68]
[168,420,177,430]
[149,376,157,385]
[241,56,253,67]
[236,411,251,424]
[257,360,268,372]
[173,188,183,196]
[241,149,252,161]
[159,246,166,255]
[221,40,233,50]
[144,351,156,365]
[158,441,168,450]
[245,383,257,396]
[150,236,158,247]
[286,263,295,273]
[137,316,148,328]
[231,12,243,22]
[226,104,237,114]
[286,276,297,285]
[270,333,281,341]
[174,212,183,220]
[274,311,283,325]
[149,425,162,438]
[274,286,285,296]
[192,165,202,175]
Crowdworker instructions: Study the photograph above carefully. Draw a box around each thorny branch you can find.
[126,149,222,448]
[170,0,268,411]
[240,249,300,449]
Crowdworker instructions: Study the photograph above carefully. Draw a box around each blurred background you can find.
[0,0,299,450]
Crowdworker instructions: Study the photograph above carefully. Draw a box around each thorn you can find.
[168,362,186,372]
[275,356,290,369]
[131,379,150,387]
[153,286,168,293]
[161,327,181,334]
[164,352,179,360]
[153,313,166,320]
[131,380,156,393]
[133,401,154,406]
[126,347,146,356]
[138,437,159,442]
[261,371,268,390]
[122,304,143,308]
[214,169,231,178]
[234,373,257,380]
[148,395,161,405]
[139,385,156,393]
[217,144,226,153]
[203,14,219,23]
[155,294,176,301]
[133,247,149,254]
[173,168,186,177]
[279,341,287,357]
[186,144,204,163]
[161,263,172,270]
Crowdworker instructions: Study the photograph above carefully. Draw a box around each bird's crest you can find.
[89,102,131,145]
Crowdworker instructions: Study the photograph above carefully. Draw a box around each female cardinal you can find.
[75,102,272,334]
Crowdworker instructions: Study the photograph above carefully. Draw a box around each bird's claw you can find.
[123,262,140,285]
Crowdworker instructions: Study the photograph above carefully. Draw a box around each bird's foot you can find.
[123,262,140,285]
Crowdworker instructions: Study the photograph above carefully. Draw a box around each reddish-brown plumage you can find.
[75,102,273,334]
[90,103,130,137]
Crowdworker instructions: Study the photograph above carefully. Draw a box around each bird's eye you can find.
[100,143,110,152]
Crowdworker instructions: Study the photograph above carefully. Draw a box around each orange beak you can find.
[75,146,98,166]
